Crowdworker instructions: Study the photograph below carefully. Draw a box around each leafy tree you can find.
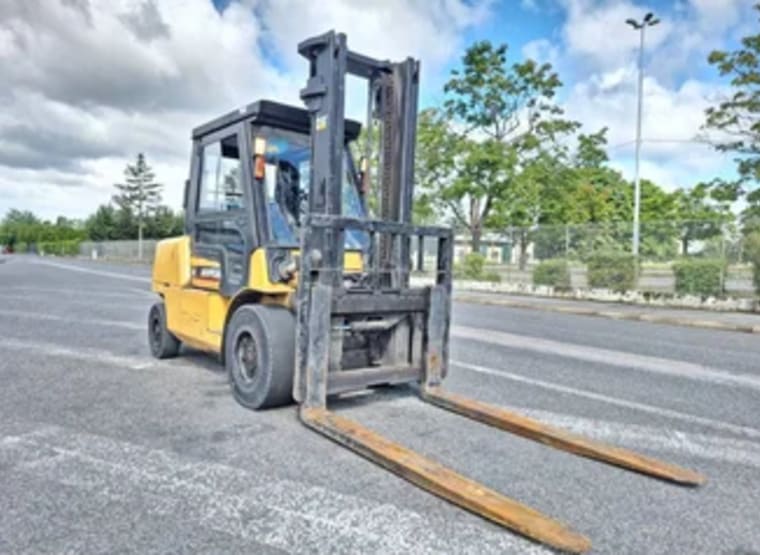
[416,109,461,226]
[85,205,120,241]
[144,206,184,239]
[672,181,731,255]
[575,127,609,169]
[637,181,679,260]
[3,209,39,226]
[113,153,162,257]
[703,4,760,233]
[428,40,579,252]
[497,149,564,266]
[0,209,84,251]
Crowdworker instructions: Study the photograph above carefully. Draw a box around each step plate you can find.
[422,386,705,486]
[300,406,592,553]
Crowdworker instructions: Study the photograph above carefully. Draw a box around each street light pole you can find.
[626,12,659,257]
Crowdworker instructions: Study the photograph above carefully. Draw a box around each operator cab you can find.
[184,100,365,294]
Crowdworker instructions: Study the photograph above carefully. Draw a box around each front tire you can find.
[224,304,295,410]
[148,302,180,359]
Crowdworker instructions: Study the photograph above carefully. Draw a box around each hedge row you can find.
[746,232,760,295]
[532,259,571,289]
[455,253,501,282]
[533,253,757,297]
[37,240,81,256]
[672,258,725,297]
[586,252,638,292]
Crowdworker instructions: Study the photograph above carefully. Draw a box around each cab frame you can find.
[183,100,362,296]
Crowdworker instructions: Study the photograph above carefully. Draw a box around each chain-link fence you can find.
[78,240,159,262]
[450,219,758,296]
[27,218,758,297]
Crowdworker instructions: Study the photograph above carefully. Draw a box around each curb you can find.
[454,294,760,335]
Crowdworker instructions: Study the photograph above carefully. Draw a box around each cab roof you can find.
[192,99,362,141]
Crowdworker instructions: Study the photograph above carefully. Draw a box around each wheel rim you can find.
[235,332,258,384]
[150,310,162,350]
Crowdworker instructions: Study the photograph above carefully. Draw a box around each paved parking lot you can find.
[1,255,759,554]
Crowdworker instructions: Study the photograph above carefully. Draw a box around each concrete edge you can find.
[454,294,760,335]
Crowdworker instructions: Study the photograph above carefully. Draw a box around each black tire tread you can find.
[224,304,295,410]
[148,302,181,359]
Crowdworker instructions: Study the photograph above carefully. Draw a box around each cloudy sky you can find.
[0,0,753,220]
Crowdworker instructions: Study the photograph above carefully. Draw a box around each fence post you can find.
[720,222,727,293]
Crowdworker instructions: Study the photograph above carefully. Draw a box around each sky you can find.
[0,0,754,220]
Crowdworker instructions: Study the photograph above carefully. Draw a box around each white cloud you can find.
[0,0,289,218]
[689,0,745,32]
[522,38,560,67]
[552,0,751,192]
[258,0,489,74]
[559,0,672,73]
[0,0,488,219]
[565,64,735,190]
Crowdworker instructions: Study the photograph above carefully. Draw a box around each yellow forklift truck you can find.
[149,31,703,552]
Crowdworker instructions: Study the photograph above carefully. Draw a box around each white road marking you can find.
[126,286,156,298]
[1,286,151,300]
[0,294,147,312]
[0,425,549,555]
[453,325,760,392]
[515,407,760,469]
[381,394,760,468]
[451,359,760,440]
[0,308,143,330]
[0,338,153,370]
[24,258,151,284]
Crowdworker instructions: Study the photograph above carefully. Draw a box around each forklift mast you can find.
[293,31,452,408]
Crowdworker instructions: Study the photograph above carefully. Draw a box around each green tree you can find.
[672,181,731,255]
[115,207,138,240]
[575,127,609,169]
[0,209,84,252]
[532,128,629,260]
[3,209,39,226]
[496,149,564,266]
[85,205,120,241]
[144,206,184,239]
[113,153,162,258]
[415,109,460,226]
[431,40,578,252]
[703,4,760,233]
[1,210,37,248]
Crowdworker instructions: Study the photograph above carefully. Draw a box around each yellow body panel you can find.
[248,248,293,294]
[152,236,191,290]
[162,286,226,352]
[152,236,363,354]
[344,251,362,272]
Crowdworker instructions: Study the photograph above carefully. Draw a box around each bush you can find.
[533,259,571,289]
[672,258,725,297]
[481,270,502,283]
[745,232,760,295]
[455,252,501,282]
[586,252,638,292]
[460,252,485,278]
[38,240,81,256]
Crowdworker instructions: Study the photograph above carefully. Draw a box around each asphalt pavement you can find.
[1,255,759,554]
[454,291,760,334]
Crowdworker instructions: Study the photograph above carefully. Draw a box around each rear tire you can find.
[148,302,180,359]
[224,304,295,410]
